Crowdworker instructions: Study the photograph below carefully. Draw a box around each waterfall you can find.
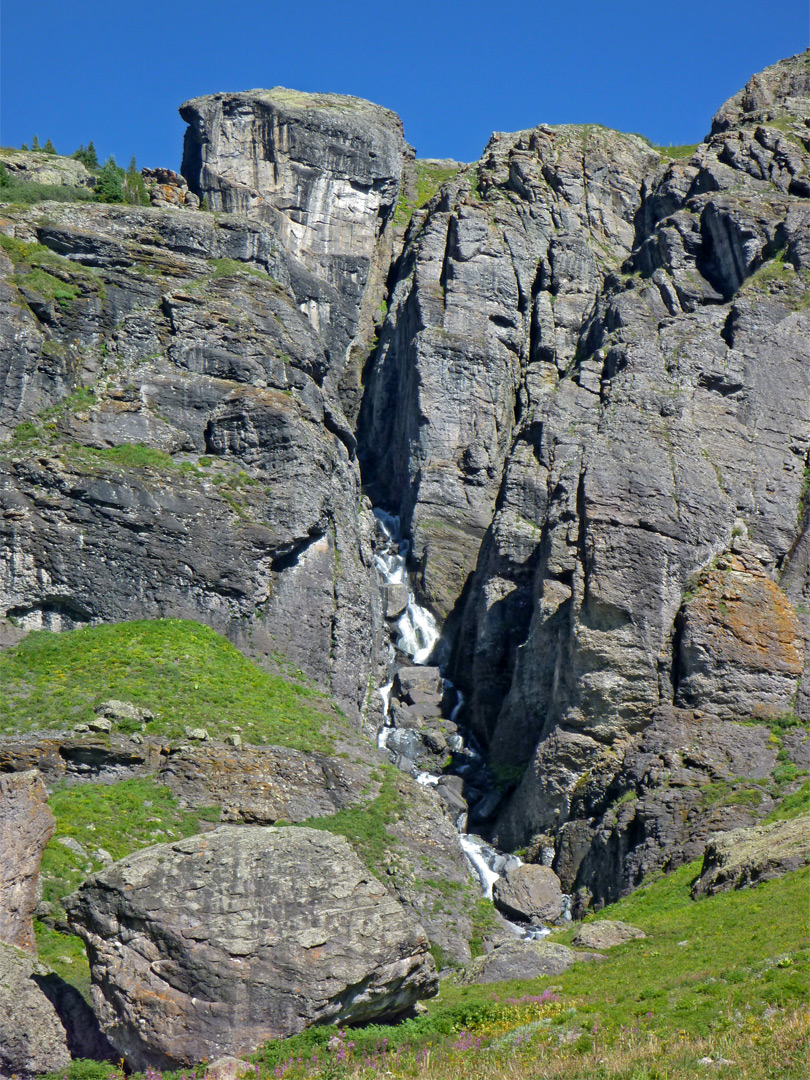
[371,506,566,940]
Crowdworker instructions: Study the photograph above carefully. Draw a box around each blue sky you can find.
[1,1,808,170]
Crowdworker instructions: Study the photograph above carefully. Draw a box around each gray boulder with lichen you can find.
[65,825,438,1069]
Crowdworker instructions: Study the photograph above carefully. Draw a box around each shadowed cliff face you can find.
[357,51,810,861]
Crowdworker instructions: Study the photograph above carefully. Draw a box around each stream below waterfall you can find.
[372,508,568,943]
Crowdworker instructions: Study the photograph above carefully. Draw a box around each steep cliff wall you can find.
[180,89,408,421]
[1,54,808,914]
[358,52,810,880]
[0,202,382,722]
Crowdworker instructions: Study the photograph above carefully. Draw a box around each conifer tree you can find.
[95,156,124,203]
[43,138,57,155]
[124,155,148,205]
[31,135,40,151]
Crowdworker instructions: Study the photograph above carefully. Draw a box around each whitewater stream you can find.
[372,508,564,941]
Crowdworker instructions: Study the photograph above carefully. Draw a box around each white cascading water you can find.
[372,507,565,939]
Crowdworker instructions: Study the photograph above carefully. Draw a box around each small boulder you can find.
[393,666,442,701]
[457,939,583,985]
[691,814,810,897]
[204,1057,254,1080]
[571,920,646,949]
[87,716,112,733]
[95,700,154,724]
[184,726,209,741]
[492,864,564,923]
[383,583,409,619]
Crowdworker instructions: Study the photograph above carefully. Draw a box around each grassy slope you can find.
[0,618,344,751]
[0,618,358,996]
[240,863,809,1080]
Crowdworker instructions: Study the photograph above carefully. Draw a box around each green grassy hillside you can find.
[0,618,345,751]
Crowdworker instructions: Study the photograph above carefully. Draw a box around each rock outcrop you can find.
[66,825,438,1069]
[180,88,408,420]
[0,770,54,953]
[691,814,810,896]
[571,919,645,949]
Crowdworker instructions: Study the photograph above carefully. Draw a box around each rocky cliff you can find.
[0,53,809,975]
[358,52,810,886]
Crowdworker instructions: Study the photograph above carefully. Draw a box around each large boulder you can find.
[0,942,70,1078]
[0,770,54,953]
[692,814,810,897]
[65,825,438,1069]
[492,863,564,923]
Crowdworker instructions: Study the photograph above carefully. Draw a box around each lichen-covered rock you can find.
[0,942,70,1078]
[676,546,803,719]
[65,825,438,1068]
[691,814,810,896]
[571,920,645,949]
[492,864,564,923]
[0,770,54,953]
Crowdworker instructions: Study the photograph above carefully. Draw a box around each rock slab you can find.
[692,814,810,897]
[457,939,589,985]
[65,825,438,1068]
[571,919,646,949]
[0,770,54,953]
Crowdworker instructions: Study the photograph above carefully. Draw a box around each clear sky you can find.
[1,1,808,171]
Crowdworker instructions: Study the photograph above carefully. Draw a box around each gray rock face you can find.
[180,88,407,418]
[691,814,810,897]
[65,825,438,1068]
[529,705,790,905]
[0,943,70,1078]
[358,52,810,870]
[492,864,564,923]
[0,770,54,953]
[0,202,382,723]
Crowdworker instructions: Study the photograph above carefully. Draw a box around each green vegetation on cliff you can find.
[0,619,344,751]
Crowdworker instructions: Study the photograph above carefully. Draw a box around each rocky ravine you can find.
[0,55,808,1052]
